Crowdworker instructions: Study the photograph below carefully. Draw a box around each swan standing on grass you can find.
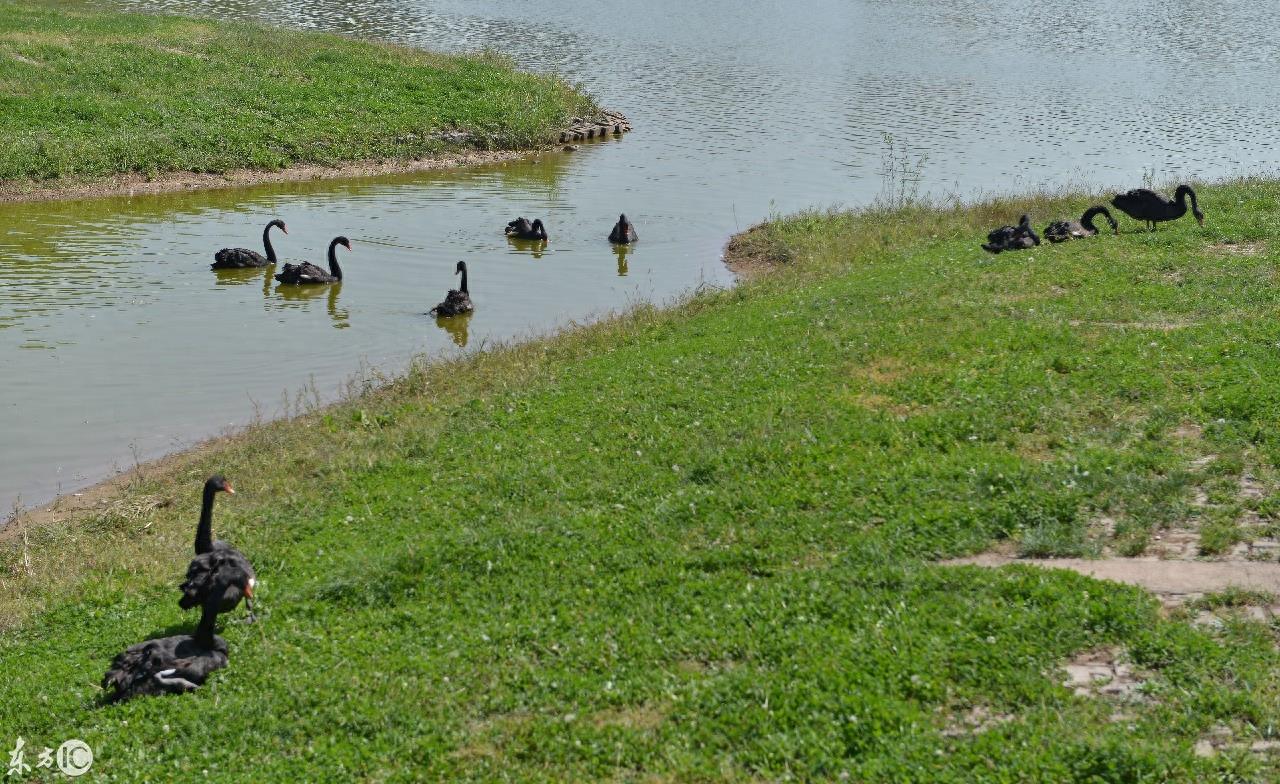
[275,236,351,284]
[212,219,287,269]
[981,214,1040,254]
[1044,206,1118,243]
[430,261,474,317]
[1111,185,1204,230]
[179,476,257,622]
[102,566,252,702]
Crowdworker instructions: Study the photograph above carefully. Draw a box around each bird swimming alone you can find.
[211,219,287,269]
[179,476,257,622]
[275,236,351,285]
[1044,206,1118,243]
[505,218,548,241]
[429,261,474,317]
[1111,185,1204,230]
[982,214,1040,254]
[608,214,638,244]
[102,565,252,703]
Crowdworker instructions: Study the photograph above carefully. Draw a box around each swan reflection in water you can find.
[612,243,633,276]
[270,282,350,329]
[212,266,275,295]
[506,235,549,260]
[434,311,473,348]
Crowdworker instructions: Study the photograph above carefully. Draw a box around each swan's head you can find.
[333,236,352,251]
[205,475,235,495]
[1194,209,1205,227]
[455,261,467,275]
[618,214,628,225]
[270,219,288,234]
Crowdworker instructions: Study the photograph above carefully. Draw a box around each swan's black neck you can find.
[328,241,344,281]
[1178,186,1201,217]
[193,590,221,645]
[195,484,216,555]
[1080,206,1114,233]
[262,223,278,263]
[459,265,469,294]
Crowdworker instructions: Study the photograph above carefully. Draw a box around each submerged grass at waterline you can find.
[0,1,597,189]
[3,181,1280,779]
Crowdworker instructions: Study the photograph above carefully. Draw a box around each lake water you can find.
[4,0,1280,514]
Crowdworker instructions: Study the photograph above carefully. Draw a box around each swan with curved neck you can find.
[1044,206,1118,243]
[275,236,351,284]
[506,218,548,241]
[212,219,287,269]
[430,261,474,317]
[1111,185,1204,230]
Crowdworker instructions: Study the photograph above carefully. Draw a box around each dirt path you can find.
[945,553,1280,605]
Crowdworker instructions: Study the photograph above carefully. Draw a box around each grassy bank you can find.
[3,180,1280,780]
[0,1,597,195]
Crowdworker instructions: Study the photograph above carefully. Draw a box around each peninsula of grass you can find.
[0,1,598,197]
[3,180,1280,781]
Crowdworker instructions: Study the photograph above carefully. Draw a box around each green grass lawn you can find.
[0,1,596,188]
[3,181,1280,780]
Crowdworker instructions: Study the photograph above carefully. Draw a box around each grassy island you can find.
[0,1,597,196]
[2,180,1280,780]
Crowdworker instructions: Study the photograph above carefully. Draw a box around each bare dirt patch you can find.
[0,150,532,204]
[1062,646,1148,701]
[1067,318,1200,332]
[1210,240,1267,257]
[722,225,788,279]
[939,704,1012,737]
[1172,422,1203,441]
[850,357,908,385]
[589,702,666,731]
[946,553,1280,608]
[1194,724,1280,759]
[5,50,43,67]
[847,391,919,419]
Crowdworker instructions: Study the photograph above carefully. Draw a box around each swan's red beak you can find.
[281,225,288,234]
[224,483,235,494]
[244,581,254,598]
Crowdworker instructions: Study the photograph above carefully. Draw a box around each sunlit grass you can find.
[2,180,1280,780]
[0,1,597,187]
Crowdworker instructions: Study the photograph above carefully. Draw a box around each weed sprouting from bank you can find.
[875,132,929,210]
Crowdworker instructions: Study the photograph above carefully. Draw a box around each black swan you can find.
[505,218,548,241]
[608,214,638,244]
[102,567,250,702]
[982,214,1040,254]
[1044,206,1118,243]
[179,476,257,621]
[275,236,351,284]
[429,261,474,317]
[212,219,287,269]
[1111,186,1204,230]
